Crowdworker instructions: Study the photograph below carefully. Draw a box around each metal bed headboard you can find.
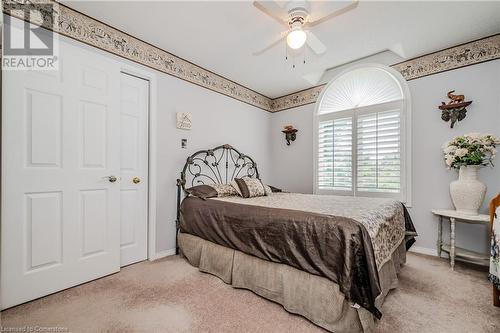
[175,144,260,253]
[176,144,260,191]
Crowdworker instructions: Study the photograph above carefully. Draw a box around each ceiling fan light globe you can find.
[287,29,307,49]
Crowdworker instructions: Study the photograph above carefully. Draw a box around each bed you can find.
[175,145,416,333]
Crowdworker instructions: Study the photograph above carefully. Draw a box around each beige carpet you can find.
[2,253,500,333]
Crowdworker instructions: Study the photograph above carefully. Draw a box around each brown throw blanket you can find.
[180,195,416,318]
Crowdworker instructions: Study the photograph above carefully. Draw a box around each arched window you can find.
[314,64,411,203]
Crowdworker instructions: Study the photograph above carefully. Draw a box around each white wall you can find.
[270,59,500,254]
[155,76,271,252]
[270,104,314,194]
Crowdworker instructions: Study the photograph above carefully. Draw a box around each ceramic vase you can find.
[449,165,487,215]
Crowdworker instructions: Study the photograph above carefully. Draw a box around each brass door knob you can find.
[132,177,141,184]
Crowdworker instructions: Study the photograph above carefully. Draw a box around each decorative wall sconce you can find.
[438,90,472,128]
[282,125,298,145]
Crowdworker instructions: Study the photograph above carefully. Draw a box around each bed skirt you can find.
[178,232,406,333]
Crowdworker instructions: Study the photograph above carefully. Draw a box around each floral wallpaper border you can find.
[392,34,500,81]
[271,85,326,112]
[3,0,272,111]
[273,33,500,112]
[3,1,500,113]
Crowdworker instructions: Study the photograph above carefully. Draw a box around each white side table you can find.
[432,209,489,270]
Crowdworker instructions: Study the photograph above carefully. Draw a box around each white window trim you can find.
[313,63,412,206]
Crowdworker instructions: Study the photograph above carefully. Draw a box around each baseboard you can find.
[149,248,176,261]
[409,246,438,257]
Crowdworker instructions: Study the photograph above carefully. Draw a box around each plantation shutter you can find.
[315,66,408,201]
[317,117,352,190]
[356,109,401,193]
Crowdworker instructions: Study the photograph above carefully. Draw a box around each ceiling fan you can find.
[253,0,358,56]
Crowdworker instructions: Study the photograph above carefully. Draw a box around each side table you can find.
[432,209,489,270]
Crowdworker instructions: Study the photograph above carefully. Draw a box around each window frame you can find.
[313,64,412,205]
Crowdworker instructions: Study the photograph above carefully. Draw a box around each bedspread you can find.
[180,193,416,318]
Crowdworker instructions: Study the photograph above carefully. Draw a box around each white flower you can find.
[444,145,457,154]
[484,134,500,145]
[445,156,454,167]
[442,133,498,169]
[466,132,481,139]
[455,148,468,157]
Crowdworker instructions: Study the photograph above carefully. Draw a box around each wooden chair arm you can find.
[490,193,500,232]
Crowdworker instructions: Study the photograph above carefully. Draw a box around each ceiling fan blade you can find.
[253,1,288,27]
[306,31,327,55]
[307,0,359,27]
[252,32,287,56]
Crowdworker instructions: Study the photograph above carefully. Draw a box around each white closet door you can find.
[1,39,121,309]
[119,73,149,267]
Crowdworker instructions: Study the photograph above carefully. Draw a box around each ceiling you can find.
[63,1,500,98]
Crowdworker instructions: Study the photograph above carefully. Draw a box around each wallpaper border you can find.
[273,33,500,112]
[3,1,499,113]
[3,0,273,111]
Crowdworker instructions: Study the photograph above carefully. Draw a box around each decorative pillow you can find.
[185,185,218,200]
[210,183,239,197]
[263,184,273,196]
[186,183,238,199]
[230,180,243,197]
[234,177,266,198]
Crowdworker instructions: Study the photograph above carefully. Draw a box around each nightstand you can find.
[432,209,489,270]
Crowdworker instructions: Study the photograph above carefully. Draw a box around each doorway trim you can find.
[119,65,158,261]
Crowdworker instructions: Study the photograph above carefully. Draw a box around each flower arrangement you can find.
[442,133,499,169]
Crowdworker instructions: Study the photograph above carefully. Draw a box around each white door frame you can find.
[119,65,158,261]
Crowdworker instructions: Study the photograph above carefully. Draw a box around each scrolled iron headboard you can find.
[175,144,259,254]
[176,144,260,192]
